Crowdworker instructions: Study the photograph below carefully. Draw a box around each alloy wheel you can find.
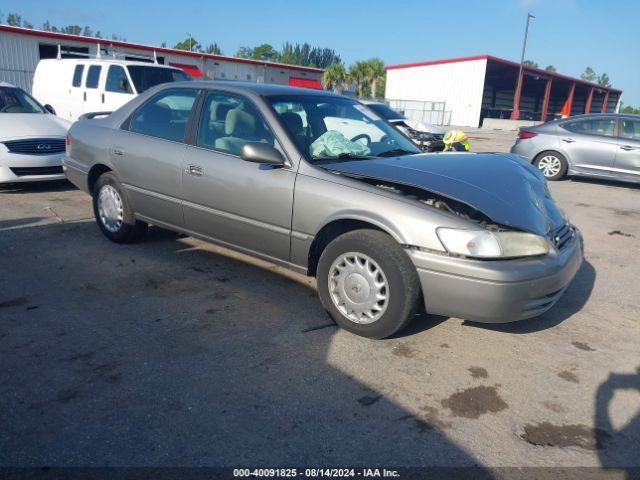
[537,155,562,178]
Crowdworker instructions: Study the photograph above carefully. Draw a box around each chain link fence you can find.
[386,99,451,126]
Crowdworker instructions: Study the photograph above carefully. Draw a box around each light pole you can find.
[511,13,535,120]
[186,32,193,52]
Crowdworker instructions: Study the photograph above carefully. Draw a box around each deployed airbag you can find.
[310,130,371,158]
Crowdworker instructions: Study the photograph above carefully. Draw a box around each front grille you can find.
[551,223,575,250]
[3,138,65,155]
[10,166,64,177]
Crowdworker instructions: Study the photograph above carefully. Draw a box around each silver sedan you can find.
[64,81,583,339]
[511,113,640,183]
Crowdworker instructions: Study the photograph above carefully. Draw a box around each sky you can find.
[3,0,640,105]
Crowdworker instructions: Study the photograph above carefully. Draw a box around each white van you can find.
[32,59,191,122]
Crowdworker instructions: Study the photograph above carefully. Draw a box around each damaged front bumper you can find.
[407,228,584,323]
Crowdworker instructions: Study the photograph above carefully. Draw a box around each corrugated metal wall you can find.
[385,59,487,127]
[0,30,322,92]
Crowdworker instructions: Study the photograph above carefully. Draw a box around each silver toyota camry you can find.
[63,82,583,339]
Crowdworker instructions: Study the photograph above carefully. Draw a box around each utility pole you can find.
[511,13,535,120]
[187,32,193,52]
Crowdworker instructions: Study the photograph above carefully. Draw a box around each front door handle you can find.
[562,138,576,143]
[83,92,87,102]
[102,93,105,104]
[111,147,124,156]
[186,164,204,177]
[620,145,635,151]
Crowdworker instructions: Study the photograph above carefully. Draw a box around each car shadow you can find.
[595,367,640,476]
[0,179,76,194]
[0,220,491,471]
[462,260,596,334]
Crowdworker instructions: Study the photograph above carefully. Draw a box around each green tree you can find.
[62,25,82,35]
[323,62,348,93]
[23,20,33,29]
[95,31,102,39]
[597,72,611,87]
[82,26,93,37]
[7,13,22,26]
[174,37,201,52]
[365,57,385,99]
[204,43,222,55]
[581,66,597,82]
[235,46,253,58]
[349,61,369,98]
[544,65,557,72]
[523,60,538,68]
[251,43,279,62]
[620,104,640,114]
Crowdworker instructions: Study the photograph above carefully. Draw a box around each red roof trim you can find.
[169,62,204,78]
[288,77,323,90]
[385,54,621,93]
[0,24,324,74]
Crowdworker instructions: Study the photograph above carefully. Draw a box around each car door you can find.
[109,87,199,227]
[559,117,618,176]
[67,63,86,121]
[83,64,103,116]
[613,117,640,182]
[103,65,136,113]
[181,90,296,262]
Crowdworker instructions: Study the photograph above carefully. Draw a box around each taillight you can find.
[65,135,71,146]
[518,130,538,140]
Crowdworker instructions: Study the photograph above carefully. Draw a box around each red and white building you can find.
[0,25,323,93]
[385,55,622,128]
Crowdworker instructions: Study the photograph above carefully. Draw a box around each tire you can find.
[534,151,568,181]
[316,229,421,339]
[92,172,147,243]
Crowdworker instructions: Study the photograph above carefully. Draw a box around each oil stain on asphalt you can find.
[572,341,596,352]
[558,370,580,383]
[468,367,489,379]
[441,385,508,419]
[392,343,416,358]
[521,422,611,450]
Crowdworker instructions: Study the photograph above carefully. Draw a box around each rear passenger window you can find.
[564,119,615,137]
[197,91,276,155]
[72,65,84,87]
[85,65,101,89]
[130,89,197,143]
[620,119,640,141]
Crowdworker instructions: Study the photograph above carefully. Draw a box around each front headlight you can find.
[436,228,549,259]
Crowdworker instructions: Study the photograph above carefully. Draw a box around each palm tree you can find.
[323,62,348,93]
[349,61,368,98]
[366,58,385,99]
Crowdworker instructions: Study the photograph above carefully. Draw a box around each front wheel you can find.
[93,172,147,243]
[534,151,568,181]
[316,229,421,339]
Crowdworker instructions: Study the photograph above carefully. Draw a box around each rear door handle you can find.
[620,145,635,151]
[83,92,86,101]
[562,138,575,143]
[111,147,124,156]
[101,93,105,104]
[186,164,204,177]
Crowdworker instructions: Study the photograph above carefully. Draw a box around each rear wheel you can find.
[316,229,421,339]
[534,151,568,181]
[93,172,147,243]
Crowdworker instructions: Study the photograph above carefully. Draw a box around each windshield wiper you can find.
[377,148,418,158]
[313,153,377,162]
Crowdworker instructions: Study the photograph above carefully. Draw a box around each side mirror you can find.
[241,143,286,166]
[44,104,56,115]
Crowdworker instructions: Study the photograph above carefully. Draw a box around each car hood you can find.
[320,152,566,236]
[390,118,446,135]
[0,114,70,141]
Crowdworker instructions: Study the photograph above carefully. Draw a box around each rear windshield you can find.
[0,87,45,114]
[126,66,190,93]
[366,103,406,121]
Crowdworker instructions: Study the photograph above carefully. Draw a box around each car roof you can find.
[183,80,342,98]
[39,58,179,68]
